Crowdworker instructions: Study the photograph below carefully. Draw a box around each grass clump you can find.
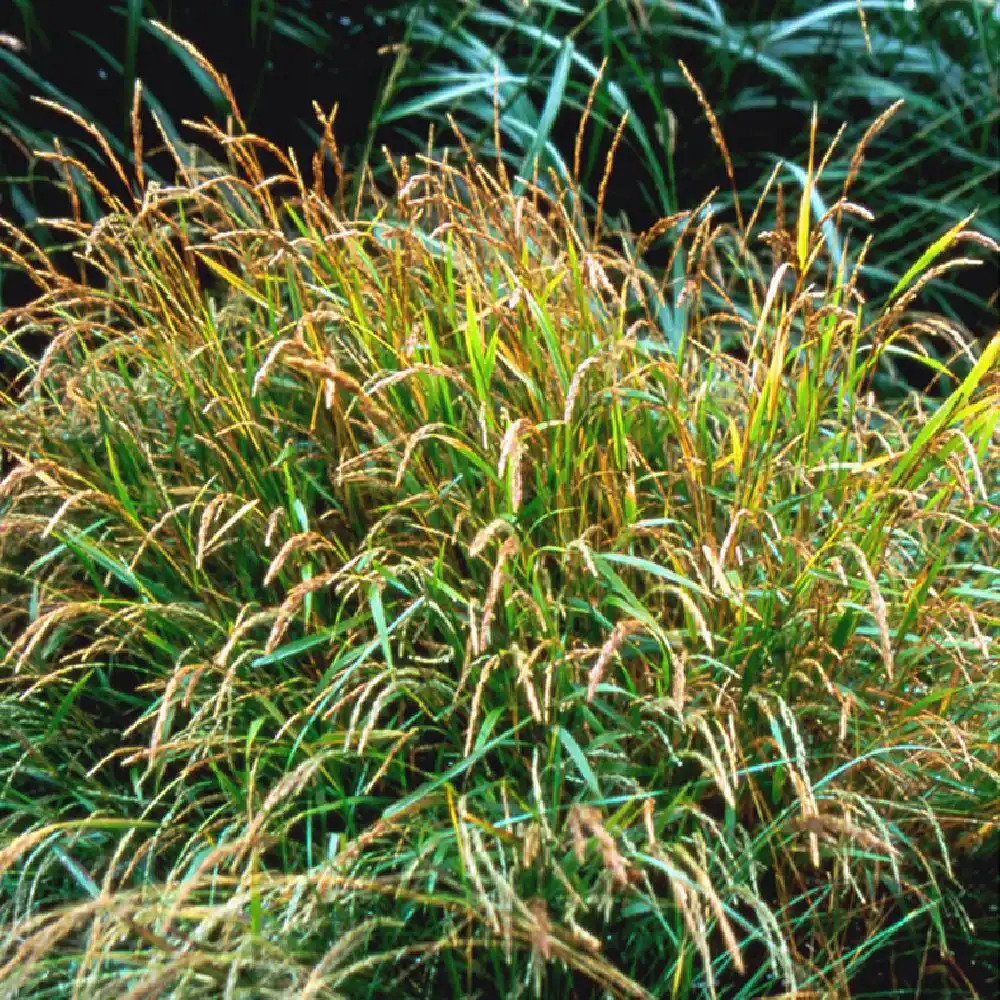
[1,29,998,1000]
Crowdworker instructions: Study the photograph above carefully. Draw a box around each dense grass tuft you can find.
[1,29,998,1000]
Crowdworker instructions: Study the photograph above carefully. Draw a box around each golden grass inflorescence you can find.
[0,23,997,1000]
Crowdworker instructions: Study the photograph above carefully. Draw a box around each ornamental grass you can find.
[0,26,997,1000]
